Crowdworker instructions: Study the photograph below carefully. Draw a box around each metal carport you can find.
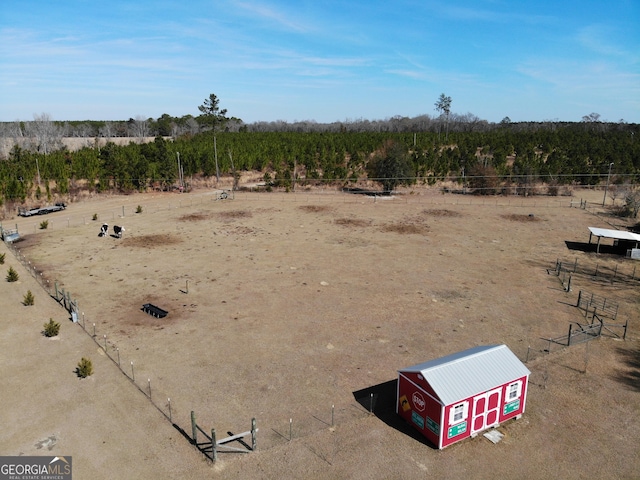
[588,227,640,254]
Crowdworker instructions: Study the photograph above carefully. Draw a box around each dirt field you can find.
[1,186,639,479]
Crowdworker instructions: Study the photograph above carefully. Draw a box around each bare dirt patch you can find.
[422,208,463,217]
[217,209,253,221]
[299,205,332,213]
[177,211,213,222]
[335,217,371,228]
[380,221,429,234]
[121,233,182,248]
[501,213,541,222]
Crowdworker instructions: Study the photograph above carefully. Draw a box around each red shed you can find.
[397,344,530,449]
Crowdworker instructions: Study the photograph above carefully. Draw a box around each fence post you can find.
[577,290,582,308]
[568,324,573,346]
[574,258,578,273]
[191,411,197,445]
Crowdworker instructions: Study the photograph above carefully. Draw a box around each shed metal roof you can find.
[588,227,640,242]
[399,345,530,406]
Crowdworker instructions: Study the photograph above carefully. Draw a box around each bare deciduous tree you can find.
[24,113,62,154]
[130,115,150,139]
[623,186,640,218]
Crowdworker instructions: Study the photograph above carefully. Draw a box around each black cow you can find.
[113,225,125,238]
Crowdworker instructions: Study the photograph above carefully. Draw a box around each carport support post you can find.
[191,411,197,445]
[251,418,257,451]
[211,429,217,461]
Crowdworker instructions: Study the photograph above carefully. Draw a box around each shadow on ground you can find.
[614,346,640,392]
[564,240,630,256]
[352,379,437,449]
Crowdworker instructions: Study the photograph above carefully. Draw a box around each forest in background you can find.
[1,111,639,212]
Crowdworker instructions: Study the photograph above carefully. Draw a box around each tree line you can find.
[1,94,638,211]
[1,123,638,203]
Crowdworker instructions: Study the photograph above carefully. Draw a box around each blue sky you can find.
[1,0,638,123]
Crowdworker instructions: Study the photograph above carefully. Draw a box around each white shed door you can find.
[471,387,502,434]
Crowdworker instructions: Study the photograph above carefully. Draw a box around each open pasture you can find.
[2,187,639,479]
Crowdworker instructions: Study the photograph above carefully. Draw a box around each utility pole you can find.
[602,162,613,206]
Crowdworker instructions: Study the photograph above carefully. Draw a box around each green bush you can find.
[23,290,35,306]
[0,253,5,264]
[39,220,49,230]
[92,213,98,221]
[75,357,93,378]
[6,266,19,282]
[43,318,60,337]
[135,205,143,213]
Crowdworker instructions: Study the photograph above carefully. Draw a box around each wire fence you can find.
[3,189,590,238]
[1,231,382,463]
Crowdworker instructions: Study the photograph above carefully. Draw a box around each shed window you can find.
[449,401,468,425]
[507,381,522,400]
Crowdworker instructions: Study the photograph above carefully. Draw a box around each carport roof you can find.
[588,227,640,242]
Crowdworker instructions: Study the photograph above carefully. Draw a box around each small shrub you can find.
[43,318,60,337]
[6,266,19,282]
[135,205,143,213]
[75,357,93,378]
[0,253,5,264]
[23,290,35,306]
[39,220,49,230]
[92,213,98,221]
